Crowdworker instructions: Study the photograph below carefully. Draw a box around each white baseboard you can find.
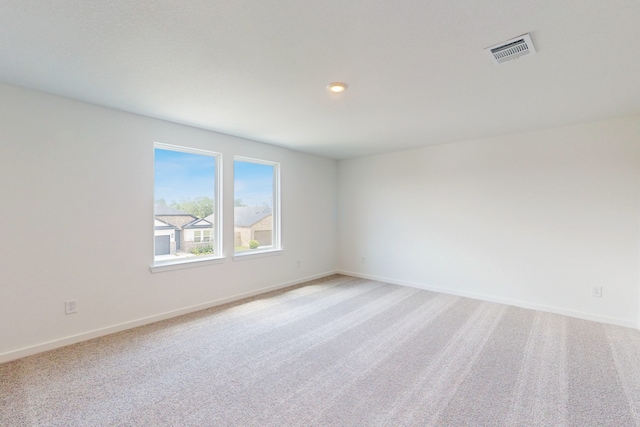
[338,270,638,329]
[0,271,337,364]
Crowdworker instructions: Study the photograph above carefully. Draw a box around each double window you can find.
[194,230,211,243]
[153,144,281,267]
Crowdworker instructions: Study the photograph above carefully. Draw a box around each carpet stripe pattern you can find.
[1,275,640,426]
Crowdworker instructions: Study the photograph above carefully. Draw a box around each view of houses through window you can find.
[153,145,280,264]
[234,158,280,253]
[154,145,219,262]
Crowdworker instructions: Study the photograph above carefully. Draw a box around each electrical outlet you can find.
[591,286,602,298]
[65,300,77,314]
[296,260,301,269]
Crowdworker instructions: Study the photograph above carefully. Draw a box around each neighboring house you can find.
[234,206,272,248]
[154,218,179,256]
[182,214,215,253]
[154,205,214,255]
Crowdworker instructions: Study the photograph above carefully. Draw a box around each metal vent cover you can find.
[485,33,536,65]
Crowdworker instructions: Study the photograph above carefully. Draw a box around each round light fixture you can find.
[327,82,348,93]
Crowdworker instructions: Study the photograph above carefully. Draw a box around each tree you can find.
[170,196,214,218]
[234,198,247,207]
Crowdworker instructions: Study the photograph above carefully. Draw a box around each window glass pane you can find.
[154,146,218,261]
[234,159,279,253]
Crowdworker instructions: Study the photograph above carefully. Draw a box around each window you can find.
[234,157,280,254]
[153,143,221,264]
[194,230,211,243]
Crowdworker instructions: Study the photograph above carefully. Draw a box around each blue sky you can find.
[154,149,273,207]
[154,149,216,203]
[234,160,273,207]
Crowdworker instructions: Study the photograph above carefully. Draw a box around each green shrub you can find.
[190,245,214,256]
[249,240,259,249]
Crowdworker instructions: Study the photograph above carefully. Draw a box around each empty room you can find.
[1,1,640,426]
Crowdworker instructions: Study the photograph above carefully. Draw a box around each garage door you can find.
[155,235,171,255]
[254,230,272,246]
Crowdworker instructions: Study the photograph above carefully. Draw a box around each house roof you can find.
[154,205,194,217]
[234,206,271,227]
[154,218,178,230]
[1,2,639,159]
[184,215,214,229]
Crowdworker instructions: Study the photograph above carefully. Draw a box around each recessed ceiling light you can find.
[327,82,348,93]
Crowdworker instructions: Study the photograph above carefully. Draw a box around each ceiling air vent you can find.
[485,33,536,65]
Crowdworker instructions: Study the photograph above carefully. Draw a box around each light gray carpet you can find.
[1,275,640,426]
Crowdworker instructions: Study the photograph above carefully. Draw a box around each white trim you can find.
[150,256,225,273]
[234,155,279,167]
[154,142,220,157]
[272,161,281,250]
[0,271,338,364]
[338,270,638,329]
[233,248,283,261]
[215,152,224,257]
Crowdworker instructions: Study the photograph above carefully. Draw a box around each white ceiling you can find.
[1,1,639,159]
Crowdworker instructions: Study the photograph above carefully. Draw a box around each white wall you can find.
[338,117,640,327]
[2,82,638,364]
[0,84,338,361]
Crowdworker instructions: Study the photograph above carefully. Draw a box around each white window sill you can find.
[150,256,226,273]
[233,248,283,261]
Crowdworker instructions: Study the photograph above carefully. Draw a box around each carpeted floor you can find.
[1,275,640,426]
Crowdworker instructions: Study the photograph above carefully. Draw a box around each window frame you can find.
[151,142,224,271]
[233,156,281,258]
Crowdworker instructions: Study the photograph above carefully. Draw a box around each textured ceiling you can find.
[1,1,639,159]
